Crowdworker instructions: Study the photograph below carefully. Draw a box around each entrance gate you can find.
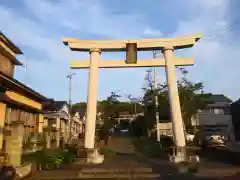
[63,33,201,162]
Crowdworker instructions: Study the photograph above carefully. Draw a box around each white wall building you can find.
[156,95,235,141]
[191,94,235,141]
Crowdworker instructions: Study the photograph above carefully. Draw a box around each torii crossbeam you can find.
[63,33,201,164]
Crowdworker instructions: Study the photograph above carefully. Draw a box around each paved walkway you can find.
[23,136,240,180]
[101,136,240,180]
[98,136,135,154]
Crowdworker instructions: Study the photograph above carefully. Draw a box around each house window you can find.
[210,108,224,115]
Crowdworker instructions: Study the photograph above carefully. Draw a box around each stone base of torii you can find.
[63,33,201,164]
[76,148,104,164]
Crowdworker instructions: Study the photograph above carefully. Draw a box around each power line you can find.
[206,20,238,37]
[199,17,240,42]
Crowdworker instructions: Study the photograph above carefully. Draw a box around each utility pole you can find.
[66,73,76,141]
[66,73,76,107]
[153,50,160,143]
[126,94,138,119]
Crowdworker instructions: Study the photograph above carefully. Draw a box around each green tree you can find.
[177,68,207,130]
[106,91,121,103]
[99,91,122,127]
[142,68,208,135]
[130,115,147,137]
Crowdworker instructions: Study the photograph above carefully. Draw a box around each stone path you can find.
[23,136,161,180]
[23,136,240,180]
[98,136,135,154]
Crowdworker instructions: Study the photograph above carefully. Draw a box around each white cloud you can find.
[0,0,159,102]
[171,0,240,100]
[143,27,162,36]
[22,0,149,39]
[0,6,77,62]
[0,0,239,102]
[0,6,82,100]
[193,0,226,8]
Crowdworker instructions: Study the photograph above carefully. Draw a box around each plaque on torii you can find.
[63,33,201,163]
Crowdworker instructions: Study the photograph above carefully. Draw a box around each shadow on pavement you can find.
[135,153,240,180]
[200,147,240,166]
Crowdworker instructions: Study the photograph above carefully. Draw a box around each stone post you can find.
[31,133,38,153]
[74,122,76,138]
[5,121,24,167]
[56,131,60,148]
[162,47,186,158]
[43,128,51,149]
[66,120,70,143]
[84,48,101,149]
[0,103,6,151]
[38,114,44,133]
[64,129,68,144]
[68,118,71,141]
[55,117,60,148]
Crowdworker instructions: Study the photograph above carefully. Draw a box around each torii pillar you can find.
[63,33,201,163]
[163,46,185,148]
[85,48,101,149]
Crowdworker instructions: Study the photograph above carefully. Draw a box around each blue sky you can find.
[0,0,240,103]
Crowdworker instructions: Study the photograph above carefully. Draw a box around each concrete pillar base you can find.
[169,155,186,164]
[76,148,104,164]
[5,121,24,167]
[15,163,32,179]
[169,146,187,164]
[169,147,200,164]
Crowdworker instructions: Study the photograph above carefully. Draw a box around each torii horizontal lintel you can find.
[63,33,201,52]
[70,58,194,69]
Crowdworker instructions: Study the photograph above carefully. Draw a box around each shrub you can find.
[34,150,60,170]
[100,148,116,157]
[66,144,78,155]
[159,136,174,148]
[61,151,75,164]
[188,166,198,174]
[132,138,169,158]
[178,162,199,174]
[33,148,76,170]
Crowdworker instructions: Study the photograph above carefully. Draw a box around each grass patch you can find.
[188,166,199,174]
[178,162,199,174]
[100,148,116,157]
[132,137,172,158]
[23,152,38,163]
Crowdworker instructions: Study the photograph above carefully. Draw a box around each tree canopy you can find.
[140,68,209,135]
[73,67,209,137]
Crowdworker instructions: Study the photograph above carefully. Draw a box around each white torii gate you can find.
[63,33,201,163]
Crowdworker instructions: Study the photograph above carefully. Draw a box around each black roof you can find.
[72,106,86,118]
[200,94,232,104]
[43,100,69,111]
[231,98,240,105]
[0,71,48,102]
